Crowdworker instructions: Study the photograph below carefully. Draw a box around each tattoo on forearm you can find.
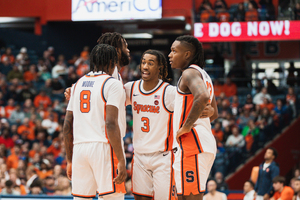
[63,112,74,163]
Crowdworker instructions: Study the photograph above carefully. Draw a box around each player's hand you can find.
[114,161,127,184]
[64,87,71,100]
[199,104,214,118]
[176,126,191,144]
[66,162,72,180]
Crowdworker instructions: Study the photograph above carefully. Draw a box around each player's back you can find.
[70,72,116,144]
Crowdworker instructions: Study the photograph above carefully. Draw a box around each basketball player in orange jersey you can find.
[124,49,216,200]
[169,35,218,200]
[63,44,127,200]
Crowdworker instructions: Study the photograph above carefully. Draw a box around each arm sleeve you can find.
[124,82,134,106]
[281,189,294,200]
[267,165,280,195]
[66,84,76,111]
[164,85,176,112]
[105,80,125,108]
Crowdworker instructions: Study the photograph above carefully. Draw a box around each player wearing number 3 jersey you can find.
[64,44,127,200]
[169,36,218,200]
[124,50,177,200]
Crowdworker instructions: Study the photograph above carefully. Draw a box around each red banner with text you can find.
[194,21,300,42]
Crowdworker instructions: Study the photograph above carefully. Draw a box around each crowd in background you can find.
[0,42,299,197]
[196,0,300,22]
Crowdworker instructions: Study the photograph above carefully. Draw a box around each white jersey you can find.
[67,71,126,144]
[173,65,216,156]
[125,80,176,154]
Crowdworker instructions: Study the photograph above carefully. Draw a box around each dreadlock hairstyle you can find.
[175,35,205,69]
[97,32,125,51]
[97,32,129,66]
[89,44,118,74]
[139,49,171,82]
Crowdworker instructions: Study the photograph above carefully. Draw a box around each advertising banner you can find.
[194,21,300,42]
[72,0,162,21]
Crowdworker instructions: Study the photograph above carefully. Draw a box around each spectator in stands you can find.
[80,46,90,61]
[274,99,287,116]
[43,175,55,195]
[7,65,23,83]
[198,0,213,13]
[6,145,21,170]
[253,87,271,105]
[25,166,39,191]
[238,108,254,128]
[0,57,13,76]
[47,47,56,67]
[16,47,29,69]
[234,3,245,21]
[55,176,71,195]
[214,0,228,10]
[286,87,297,117]
[23,64,38,83]
[201,3,216,22]
[244,180,255,200]
[241,119,259,151]
[1,180,20,195]
[215,172,229,192]
[1,47,15,64]
[9,104,25,125]
[287,62,296,87]
[203,179,227,200]
[34,90,52,109]
[271,176,294,200]
[225,126,245,148]
[217,8,230,22]
[29,179,43,195]
[265,0,276,20]
[212,121,224,143]
[214,80,223,98]
[0,128,14,149]
[293,178,300,200]
[245,3,259,21]
[17,118,35,141]
[295,3,300,20]
[52,61,67,79]
[255,148,280,200]
[260,98,275,112]
[223,77,237,97]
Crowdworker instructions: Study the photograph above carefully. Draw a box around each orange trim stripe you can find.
[100,76,112,103]
[72,82,78,96]
[130,81,137,102]
[110,146,115,193]
[161,84,172,113]
[85,74,106,78]
[71,193,96,198]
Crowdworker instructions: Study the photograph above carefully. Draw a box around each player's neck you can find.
[142,79,159,91]
[116,63,122,72]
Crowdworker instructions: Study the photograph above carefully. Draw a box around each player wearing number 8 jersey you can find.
[124,50,177,200]
[64,44,127,200]
[169,36,218,200]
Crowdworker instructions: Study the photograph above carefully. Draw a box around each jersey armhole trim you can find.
[130,81,137,102]
[101,77,113,103]
[162,84,173,113]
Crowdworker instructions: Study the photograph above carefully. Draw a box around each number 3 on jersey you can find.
[141,117,150,132]
[80,90,91,113]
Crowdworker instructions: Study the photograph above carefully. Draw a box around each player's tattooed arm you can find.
[63,111,74,163]
[176,69,209,142]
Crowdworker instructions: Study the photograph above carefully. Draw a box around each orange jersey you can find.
[17,125,35,140]
[273,186,294,200]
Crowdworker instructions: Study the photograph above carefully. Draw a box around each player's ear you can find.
[184,50,192,60]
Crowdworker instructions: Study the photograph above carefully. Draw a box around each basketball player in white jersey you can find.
[169,35,218,200]
[63,44,127,200]
[124,50,177,200]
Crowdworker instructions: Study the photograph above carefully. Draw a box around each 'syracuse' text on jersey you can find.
[129,80,174,154]
[173,65,216,156]
[67,71,126,144]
